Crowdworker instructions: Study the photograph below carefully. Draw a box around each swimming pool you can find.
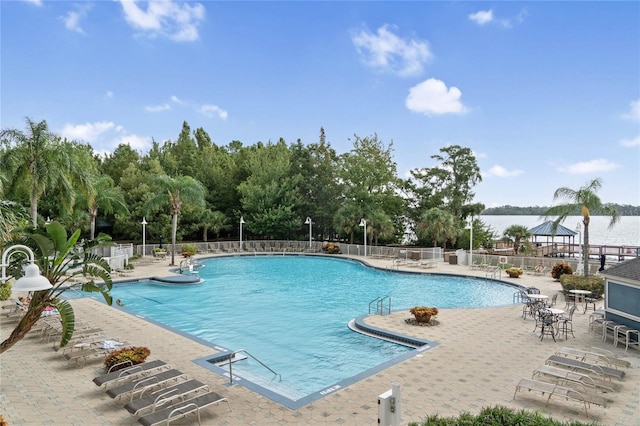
[109,256,517,408]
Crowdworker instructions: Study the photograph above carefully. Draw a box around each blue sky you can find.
[2,1,639,208]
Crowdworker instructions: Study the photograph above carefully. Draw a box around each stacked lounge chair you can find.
[514,349,630,417]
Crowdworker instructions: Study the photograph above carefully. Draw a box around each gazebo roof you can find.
[528,220,578,237]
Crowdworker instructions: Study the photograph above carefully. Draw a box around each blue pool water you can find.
[109,256,517,407]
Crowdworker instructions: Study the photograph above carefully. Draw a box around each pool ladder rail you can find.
[226,349,282,385]
[369,296,391,315]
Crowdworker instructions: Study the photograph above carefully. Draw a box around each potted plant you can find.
[505,268,523,278]
[409,306,439,323]
[322,242,340,254]
[153,247,167,258]
[181,243,197,257]
[104,346,151,372]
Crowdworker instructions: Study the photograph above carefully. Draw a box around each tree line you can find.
[0,116,570,254]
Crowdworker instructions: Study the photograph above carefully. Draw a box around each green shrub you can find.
[181,243,197,257]
[0,283,12,301]
[104,346,151,372]
[560,274,605,298]
[551,262,573,280]
[409,405,598,425]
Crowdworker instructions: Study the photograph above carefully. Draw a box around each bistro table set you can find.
[518,288,573,342]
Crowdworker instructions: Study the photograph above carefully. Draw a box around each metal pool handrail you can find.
[228,349,281,384]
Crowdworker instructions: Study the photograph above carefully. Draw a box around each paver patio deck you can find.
[1,253,638,425]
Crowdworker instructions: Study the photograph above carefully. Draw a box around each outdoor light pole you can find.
[467,216,473,268]
[1,245,52,292]
[575,222,582,258]
[359,218,367,257]
[239,217,245,251]
[141,217,148,257]
[305,217,312,248]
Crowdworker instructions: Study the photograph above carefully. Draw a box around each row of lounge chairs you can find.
[20,315,130,368]
[207,241,321,253]
[93,359,231,425]
[513,348,629,417]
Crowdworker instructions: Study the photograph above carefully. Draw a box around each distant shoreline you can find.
[481,203,639,216]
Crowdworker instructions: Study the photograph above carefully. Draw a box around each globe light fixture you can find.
[1,244,52,292]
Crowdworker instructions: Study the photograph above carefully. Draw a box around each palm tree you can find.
[544,178,620,277]
[368,209,395,245]
[204,210,230,241]
[0,201,29,241]
[1,222,113,354]
[146,175,206,265]
[0,118,92,227]
[503,225,532,254]
[81,175,129,239]
[417,208,457,249]
[333,203,361,244]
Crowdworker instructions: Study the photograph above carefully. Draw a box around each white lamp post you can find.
[467,216,473,268]
[1,244,52,292]
[359,218,367,257]
[575,222,582,258]
[141,217,148,257]
[304,217,312,248]
[239,217,245,251]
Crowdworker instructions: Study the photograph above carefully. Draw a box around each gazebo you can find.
[528,220,578,257]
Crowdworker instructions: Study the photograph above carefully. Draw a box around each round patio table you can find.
[569,289,591,313]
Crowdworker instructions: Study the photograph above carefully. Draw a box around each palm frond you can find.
[51,299,75,348]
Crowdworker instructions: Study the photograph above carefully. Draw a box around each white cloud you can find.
[200,104,228,120]
[113,133,150,151]
[406,78,468,116]
[623,99,640,121]
[171,95,184,105]
[558,159,621,174]
[118,0,206,42]
[105,91,114,99]
[485,165,524,177]
[60,5,91,34]
[469,8,527,28]
[468,10,493,25]
[352,24,432,77]
[23,0,42,6]
[60,121,115,142]
[60,120,150,152]
[145,103,171,112]
[620,135,640,147]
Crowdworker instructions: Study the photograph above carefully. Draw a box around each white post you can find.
[141,217,147,257]
[378,383,401,426]
[359,218,367,257]
[305,217,312,248]
[239,217,245,251]
[468,216,473,267]
[575,222,582,259]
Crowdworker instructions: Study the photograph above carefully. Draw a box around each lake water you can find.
[480,215,639,247]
